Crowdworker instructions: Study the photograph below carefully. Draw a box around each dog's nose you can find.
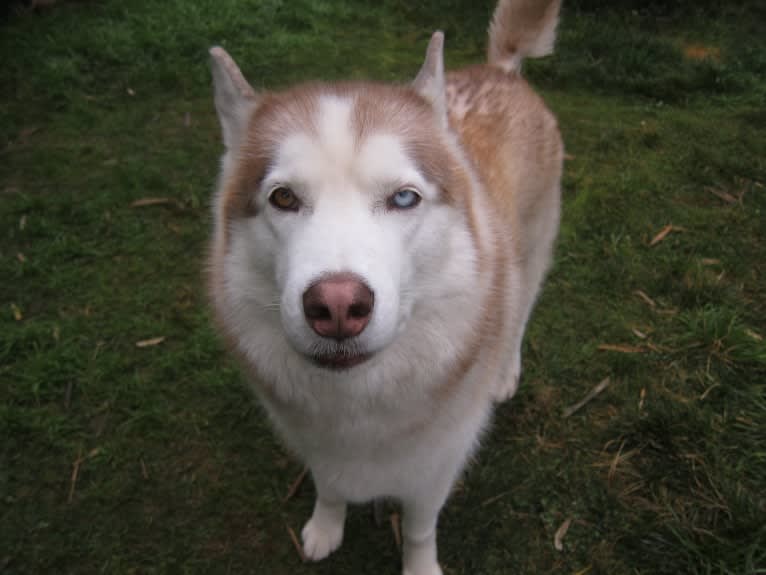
[302,274,374,340]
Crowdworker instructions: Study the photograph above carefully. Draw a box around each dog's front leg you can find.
[301,474,347,561]
[401,492,447,575]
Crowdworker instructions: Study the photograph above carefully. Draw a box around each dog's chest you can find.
[263,377,488,501]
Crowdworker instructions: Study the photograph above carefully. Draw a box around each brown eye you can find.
[268,186,300,211]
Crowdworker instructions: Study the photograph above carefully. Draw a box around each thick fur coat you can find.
[208,1,563,573]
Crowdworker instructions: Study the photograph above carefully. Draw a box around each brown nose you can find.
[302,273,374,340]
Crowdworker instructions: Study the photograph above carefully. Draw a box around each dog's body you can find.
[208,1,562,573]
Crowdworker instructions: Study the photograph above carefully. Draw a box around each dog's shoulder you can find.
[446,65,563,238]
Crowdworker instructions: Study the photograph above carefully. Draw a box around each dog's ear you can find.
[209,46,258,150]
[413,31,447,129]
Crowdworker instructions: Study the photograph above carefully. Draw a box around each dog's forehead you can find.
[245,84,437,178]
[275,95,359,177]
[273,94,424,186]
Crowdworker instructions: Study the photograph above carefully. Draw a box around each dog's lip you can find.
[311,351,372,370]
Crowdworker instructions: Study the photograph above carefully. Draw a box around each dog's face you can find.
[210,38,480,375]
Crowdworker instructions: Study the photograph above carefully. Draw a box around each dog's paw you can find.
[403,563,443,575]
[402,538,443,575]
[492,377,519,403]
[492,369,520,403]
[301,514,344,561]
[492,351,522,403]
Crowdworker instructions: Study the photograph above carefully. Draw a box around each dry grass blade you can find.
[707,187,738,204]
[608,440,628,484]
[598,344,645,353]
[390,513,402,549]
[283,467,308,502]
[633,290,656,308]
[700,383,720,401]
[135,337,165,348]
[481,491,511,506]
[563,377,611,418]
[649,224,685,247]
[745,329,763,342]
[67,448,101,503]
[67,448,83,504]
[554,518,572,551]
[682,43,721,62]
[649,224,673,246]
[140,458,149,480]
[286,525,307,563]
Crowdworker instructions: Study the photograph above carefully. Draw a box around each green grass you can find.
[2,1,765,573]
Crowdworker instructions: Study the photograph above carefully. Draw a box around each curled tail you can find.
[488,0,561,74]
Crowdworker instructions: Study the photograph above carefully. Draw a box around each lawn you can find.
[1,1,765,573]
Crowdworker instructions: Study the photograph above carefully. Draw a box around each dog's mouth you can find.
[310,351,372,370]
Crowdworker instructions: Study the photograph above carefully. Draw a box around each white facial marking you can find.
[267,96,355,193]
[260,96,429,360]
[356,134,437,202]
[222,91,479,379]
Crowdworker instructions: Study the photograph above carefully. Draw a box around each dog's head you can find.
[209,34,481,376]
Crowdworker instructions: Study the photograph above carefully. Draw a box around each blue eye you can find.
[388,188,422,210]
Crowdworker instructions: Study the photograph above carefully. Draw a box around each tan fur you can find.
[207,1,563,571]
[447,65,563,263]
[445,11,564,401]
[488,0,561,72]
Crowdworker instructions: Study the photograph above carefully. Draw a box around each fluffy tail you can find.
[487,0,561,74]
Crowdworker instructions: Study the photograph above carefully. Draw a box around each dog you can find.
[207,0,562,572]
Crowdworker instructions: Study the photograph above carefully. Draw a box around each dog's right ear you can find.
[209,47,258,151]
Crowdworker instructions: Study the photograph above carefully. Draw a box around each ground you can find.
[1,1,765,573]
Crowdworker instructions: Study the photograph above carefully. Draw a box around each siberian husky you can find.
[207,0,563,573]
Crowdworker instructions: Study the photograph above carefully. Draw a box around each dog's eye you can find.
[268,186,300,212]
[388,188,422,210]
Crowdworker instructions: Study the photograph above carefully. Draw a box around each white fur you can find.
[208,2,562,573]
[216,95,492,574]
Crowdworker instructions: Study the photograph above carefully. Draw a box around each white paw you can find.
[403,563,443,575]
[492,361,521,403]
[301,514,344,561]
[402,537,443,575]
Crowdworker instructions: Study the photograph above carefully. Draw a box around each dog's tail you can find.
[487,0,561,74]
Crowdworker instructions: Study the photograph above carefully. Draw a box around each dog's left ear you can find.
[413,31,447,129]
[209,46,258,151]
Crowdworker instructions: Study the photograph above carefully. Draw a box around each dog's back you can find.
[448,0,563,401]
